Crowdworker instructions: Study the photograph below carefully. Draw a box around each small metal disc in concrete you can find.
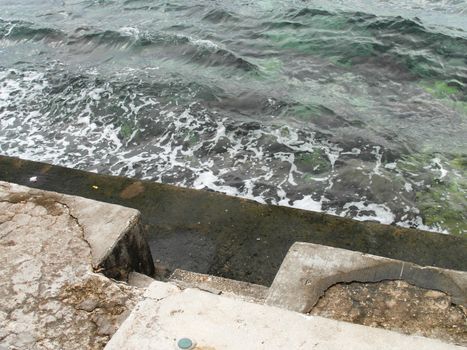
[177,338,195,349]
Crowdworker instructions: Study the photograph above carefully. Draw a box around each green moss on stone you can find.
[119,122,135,140]
[451,101,467,116]
[296,149,332,175]
[416,180,466,235]
[419,81,466,117]
[421,80,460,98]
[451,155,467,171]
[398,153,466,235]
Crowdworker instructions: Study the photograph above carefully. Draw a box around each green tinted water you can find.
[0,0,466,233]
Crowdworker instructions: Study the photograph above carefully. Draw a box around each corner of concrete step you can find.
[59,194,155,280]
[266,241,467,313]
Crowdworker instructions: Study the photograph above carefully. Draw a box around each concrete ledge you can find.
[170,269,268,303]
[266,242,467,313]
[1,181,154,279]
[1,181,465,349]
[105,281,462,350]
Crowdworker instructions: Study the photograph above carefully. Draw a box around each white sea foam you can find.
[188,37,221,50]
[293,195,322,212]
[118,26,140,38]
[340,201,396,225]
[404,182,413,192]
[0,67,457,234]
[431,157,448,179]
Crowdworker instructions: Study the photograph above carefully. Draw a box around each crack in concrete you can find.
[0,193,94,268]
[55,199,94,266]
[0,182,150,350]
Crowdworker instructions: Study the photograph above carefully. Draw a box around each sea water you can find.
[0,0,465,234]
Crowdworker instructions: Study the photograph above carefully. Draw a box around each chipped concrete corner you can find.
[0,181,153,349]
[266,242,467,313]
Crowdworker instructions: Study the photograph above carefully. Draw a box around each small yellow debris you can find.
[92,185,99,190]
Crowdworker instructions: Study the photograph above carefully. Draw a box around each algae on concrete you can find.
[0,155,466,286]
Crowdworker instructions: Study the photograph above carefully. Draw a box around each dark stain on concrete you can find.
[119,181,145,199]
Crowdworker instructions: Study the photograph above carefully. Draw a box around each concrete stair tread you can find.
[169,268,269,303]
[105,280,463,350]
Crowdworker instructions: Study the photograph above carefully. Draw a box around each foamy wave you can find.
[0,67,459,233]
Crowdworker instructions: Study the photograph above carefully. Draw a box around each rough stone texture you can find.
[105,281,463,350]
[170,269,269,303]
[310,280,467,346]
[0,181,154,279]
[0,182,152,349]
[267,242,467,314]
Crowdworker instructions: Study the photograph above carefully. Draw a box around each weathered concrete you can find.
[1,181,465,349]
[1,155,466,286]
[266,242,467,314]
[311,280,467,346]
[63,195,155,279]
[170,269,268,303]
[105,281,463,350]
[0,182,153,349]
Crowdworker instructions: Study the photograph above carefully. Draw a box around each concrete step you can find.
[266,242,467,345]
[2,180,465,349]
[105,280,463,350]
[169,269,269,303]
[267,242,467,312]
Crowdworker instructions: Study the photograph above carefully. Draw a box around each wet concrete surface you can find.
[1,155,466,286]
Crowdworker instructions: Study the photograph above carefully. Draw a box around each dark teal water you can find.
[0,0,466,234]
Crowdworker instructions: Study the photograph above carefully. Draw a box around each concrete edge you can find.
[267,242,467,313]
[1,181,154,280]
[105,281,464,350]
[169,269,269,303]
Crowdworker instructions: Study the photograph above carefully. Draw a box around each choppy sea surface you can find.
[0,0,466,234]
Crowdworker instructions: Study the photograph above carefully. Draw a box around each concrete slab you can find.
[267,242,467,314]
[105,281,463,350]
[170,269,268,303]
[0,181,154,349]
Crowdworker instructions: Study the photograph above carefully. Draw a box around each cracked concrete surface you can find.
[106,281,464,350]
[1,180,465,349]
[0,181,154,350]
